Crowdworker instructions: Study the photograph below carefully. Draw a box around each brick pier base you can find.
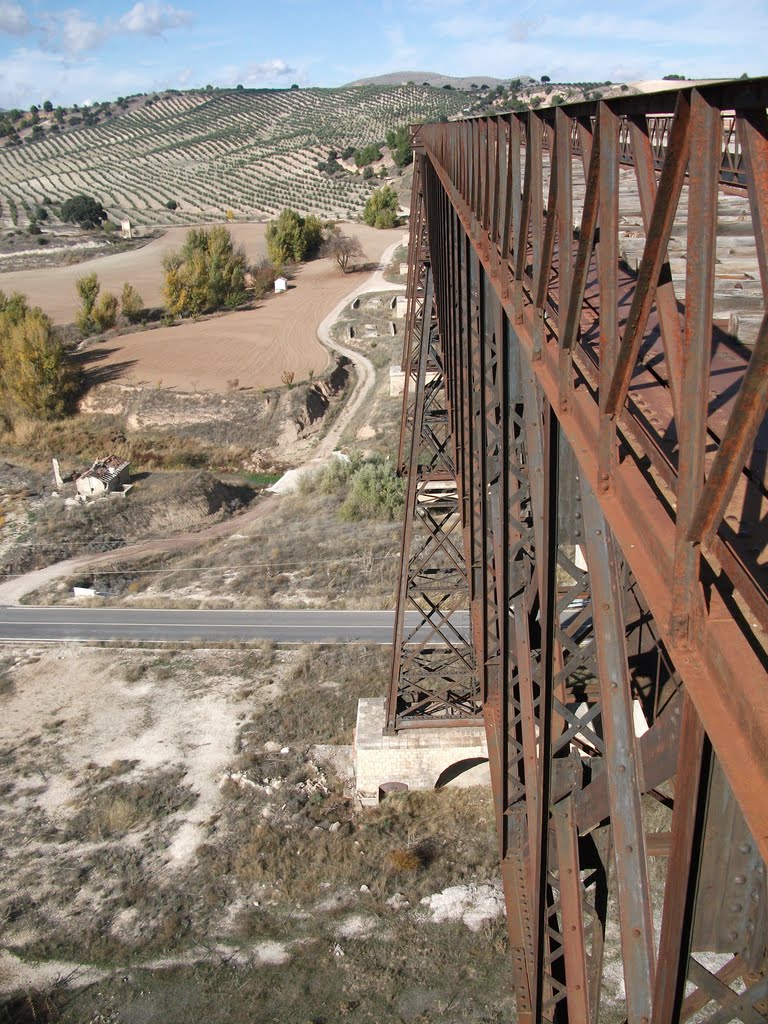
[354,698,490,806]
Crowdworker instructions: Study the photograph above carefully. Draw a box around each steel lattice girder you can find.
[388,80,768,1023]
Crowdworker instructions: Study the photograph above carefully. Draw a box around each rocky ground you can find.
[0,643,515,1024]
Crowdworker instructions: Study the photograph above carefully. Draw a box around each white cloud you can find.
[0,2,30,35]
[119,3,192,36]
[0,46,151,107]
[41,9,107,54]
[243,59,297,83]
[35,3,192,55]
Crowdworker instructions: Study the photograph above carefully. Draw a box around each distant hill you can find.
[0,85,468,228]
[346,72,530,90]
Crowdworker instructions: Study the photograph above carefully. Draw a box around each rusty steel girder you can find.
[389,79,768,1023]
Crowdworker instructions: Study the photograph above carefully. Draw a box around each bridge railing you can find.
[390,78,768,1022]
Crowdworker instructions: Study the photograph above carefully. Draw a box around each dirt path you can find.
[315,241,403,459]
[0,241,407,606]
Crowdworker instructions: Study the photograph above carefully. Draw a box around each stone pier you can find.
[354,698,489,806]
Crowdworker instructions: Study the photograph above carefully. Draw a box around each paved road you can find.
[0,607,471,644]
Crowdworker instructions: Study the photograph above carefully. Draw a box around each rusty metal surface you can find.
[388,78,768,1022]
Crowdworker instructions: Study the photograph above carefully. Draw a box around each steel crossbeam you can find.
[388,79,768,1023]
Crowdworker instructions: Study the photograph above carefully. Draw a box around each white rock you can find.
[264,741,282,753]
[336,914,378,940]
[418,883,505,932]
[280,746,290,754]
[386,893,411,911]
[359,884,369,893]
[329,821,342,833]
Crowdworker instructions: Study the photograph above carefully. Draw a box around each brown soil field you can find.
[1,224,219,323]
[89,245,398,390]
[0,222,400,324]
[1,222,401,391]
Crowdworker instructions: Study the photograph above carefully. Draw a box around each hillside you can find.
[0,85,468,228]
[346,71,518,89]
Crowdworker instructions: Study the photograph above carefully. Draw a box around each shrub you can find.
[385,125,413,168]
[385,847,423,874]
[249,256,278,299]
[265,208,323,265]
[363,185,399,229]
[319,454,358,494]
[339,457,404,521]
[163,226,247,317]
[75,272,100,335]
[92,291,118,332]
[354,142,381,167]
[120,281,144,323]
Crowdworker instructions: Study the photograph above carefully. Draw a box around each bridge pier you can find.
[353,698,489,806]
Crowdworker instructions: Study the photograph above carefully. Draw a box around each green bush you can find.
[265,208,323,265]
[75,272,100,335]
[120,282,144,324]
[163,226,247,317]
[363,185,399,229]
[93,291,118,332]
[60,194,107,229]
[354,142,381,167]
[385,125,412,168]
[339,457,404,521]
[319,454,358,494]
[0,291,80,419]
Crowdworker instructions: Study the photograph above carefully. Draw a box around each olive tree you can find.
[60,194,107,229]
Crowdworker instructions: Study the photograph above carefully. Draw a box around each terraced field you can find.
[0,86,468,227]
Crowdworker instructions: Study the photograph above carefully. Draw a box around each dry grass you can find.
[1,465,260,579]
[54,484,402,610]
[248,644,390,745]
[385,847,424,874]
[0,643,511,1024]
[68,767,197,842]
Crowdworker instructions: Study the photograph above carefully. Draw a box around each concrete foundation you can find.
[389,366,439,397]
[354,698,489,806]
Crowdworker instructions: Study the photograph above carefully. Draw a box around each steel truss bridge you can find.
[388,78,768,1023]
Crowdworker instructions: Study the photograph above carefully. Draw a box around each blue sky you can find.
[0,0,765,108]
